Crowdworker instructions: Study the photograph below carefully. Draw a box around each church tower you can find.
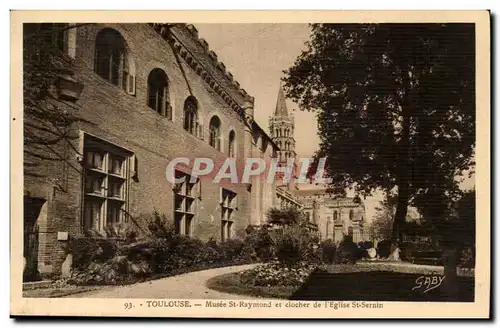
[269,83,297,189]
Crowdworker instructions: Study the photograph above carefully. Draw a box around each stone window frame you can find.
[147,68,172,120]
[183,96,201,137]
[208,115,222,151]
[81,134,133,233]
[173,170,199,237]
[220,188,237,242]
[228,130,236,157]
[94,27,136,95]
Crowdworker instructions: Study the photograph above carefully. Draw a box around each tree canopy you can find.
[283,23,475,244]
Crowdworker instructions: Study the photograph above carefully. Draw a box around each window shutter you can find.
[197,179,202,199]
[127,74,136,95]
[76,130,85,163]
[198,124,204,139]
[130,154,138,181]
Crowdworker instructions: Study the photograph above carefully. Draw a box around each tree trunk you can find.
[391,185,408,246]
[442,247,459,301]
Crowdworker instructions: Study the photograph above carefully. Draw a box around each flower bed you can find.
[206,261,317,299]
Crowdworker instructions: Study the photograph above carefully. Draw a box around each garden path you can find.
[67,264,260,299]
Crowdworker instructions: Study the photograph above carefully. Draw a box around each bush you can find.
[319,239,337,264]
[377,240,392,259]
[358,241,374,250]
[244,226,274,261]
[268,225,317,267]
[69,236,118,270]
[335,235,360,264]
[240,261,316,287]
[458,247,475,269]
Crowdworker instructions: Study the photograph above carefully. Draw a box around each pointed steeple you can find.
[274,83,289,117]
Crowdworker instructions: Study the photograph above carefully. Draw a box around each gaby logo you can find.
[165,157,331,184]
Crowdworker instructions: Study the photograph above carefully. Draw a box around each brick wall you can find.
[24,23,257,276]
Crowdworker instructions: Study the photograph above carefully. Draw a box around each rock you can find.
[367,248,377,259]
[61,254,73,278]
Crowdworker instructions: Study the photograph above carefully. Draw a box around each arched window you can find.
[209,116,221,150]
[147,68,171,119]
[183,97,198,135]
[95,28,130,90]
[228,130,235,157]
[349,209,354,221]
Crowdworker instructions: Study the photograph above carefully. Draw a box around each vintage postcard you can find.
[10,10,490,318]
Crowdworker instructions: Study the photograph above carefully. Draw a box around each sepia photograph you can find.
[10,10,490,318]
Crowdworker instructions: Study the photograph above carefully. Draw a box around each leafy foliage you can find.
[376,240,393,259]
[335,235,361,264]
[283,23,475,244]
[23,24,88,178]
[319,239,337,264]
[239,260,316,287]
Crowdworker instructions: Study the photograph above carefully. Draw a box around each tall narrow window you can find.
[209,116,221,150]
[333,210,338,223]
[220,188,237,242]
[184,97,198,135]
[173,170,197,236]
[82,136,131,233]
[228,130,235,157]
[95,28,128,89]
[349,209,354,221]
[147,68,171,119]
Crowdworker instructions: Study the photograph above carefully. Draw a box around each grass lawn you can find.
[205,272,299,300]
[206,263,475,302]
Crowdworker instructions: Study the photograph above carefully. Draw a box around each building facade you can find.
[295,189,367,243]
[23,23,279,278]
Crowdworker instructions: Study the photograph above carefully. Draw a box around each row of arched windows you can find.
[93,28,236,156]
[276,140,293,151]
[273,128,292,138]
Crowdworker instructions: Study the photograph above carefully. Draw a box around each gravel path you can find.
[68,264,260,299]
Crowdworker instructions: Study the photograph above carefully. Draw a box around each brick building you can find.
[23,23,280,279]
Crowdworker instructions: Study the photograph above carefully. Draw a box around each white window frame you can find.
[82,135,132,233]
[173,170,198,236]
[220,188,237,241]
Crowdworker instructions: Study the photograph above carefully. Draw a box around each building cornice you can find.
[150,23,254,120]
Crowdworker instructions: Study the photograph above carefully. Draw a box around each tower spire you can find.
[274,83,289,117]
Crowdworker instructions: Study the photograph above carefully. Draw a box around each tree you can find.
[283,24,475,248]
[23,23,89,179]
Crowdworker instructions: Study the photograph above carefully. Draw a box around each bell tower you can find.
[269,83,297,189]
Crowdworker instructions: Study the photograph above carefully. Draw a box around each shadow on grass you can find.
[290,270,475,302]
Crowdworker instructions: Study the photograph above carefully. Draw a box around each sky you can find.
[195,23,475,223]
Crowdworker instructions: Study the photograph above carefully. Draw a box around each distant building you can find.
[295,189,367,242]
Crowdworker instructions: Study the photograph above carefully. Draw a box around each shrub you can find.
[266,207,305,226]
[335,235,360,264]
[458,247,475,269]
[377,240,392,259]
[244,226,274,261]
[358,241,374,250]
[268,225,316,267]
[69,236,118,270]
[319,239,337,264]
[240,261,316,287]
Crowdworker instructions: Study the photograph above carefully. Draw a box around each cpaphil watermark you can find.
[165,157,332,185]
